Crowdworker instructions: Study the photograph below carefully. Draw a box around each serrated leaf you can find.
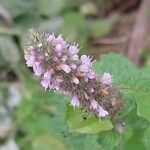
[66,105,113,133]
[143,127,150,150]
[94,53,150,121]
[97,130,122,150]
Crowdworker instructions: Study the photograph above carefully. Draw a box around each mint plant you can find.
[24,29,122,119]
[20,28,150,150]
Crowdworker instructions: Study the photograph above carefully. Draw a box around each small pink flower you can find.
[71,95,80,108]
[68,45,79,55]
[44,70,53,78]
[51,77,62,91]
[72,77,79,84]
[89,88,94,93]
[87,70,95,79]
[90,99,98,110]
[84,77,88,82]
[98,106,108,117]
[24,50,35,67]
[71,54,79,61]
[55,44,63,52]
[33,62,43,76]
[61,55,68,62]
[78,64,89,73]
[41,78,51,90]
[81,55,91,66]
[61,64,71,73]
[46,34,54,42]
[70,64,77,70]
[101,72,113,85]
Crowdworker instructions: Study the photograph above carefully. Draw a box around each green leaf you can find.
[94,53,150,121]
[32,134,67,150]
[88,16,117,38]
[66,134,102,150]
[37,0,66,17]
[97,130,122,150]
[66,105,113,133]
[59,12,88,47]
[0,0,35,17]
[0,35,20,65]
[122,129,146,150]
[143,127,150,150]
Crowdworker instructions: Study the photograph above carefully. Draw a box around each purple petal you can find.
[68,45,79,55]
[33,62,43,76]
[98,106,108,117]
[70,95,80,108]
[90,99,98,110]
[72,77,79,84]
[101,72,113,85]
[78,64,89,73]
[41,78,51,90]
[61,64,71,73]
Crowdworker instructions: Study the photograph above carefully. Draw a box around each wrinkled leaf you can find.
[143,127,150,150]
[66,105,113,133]
[94,54,150,121]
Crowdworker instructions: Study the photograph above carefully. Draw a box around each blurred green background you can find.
[0,0,150,150]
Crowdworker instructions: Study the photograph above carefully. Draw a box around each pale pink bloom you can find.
[24,50,35,67]
[44,70,53,78]
[41,78,51,90]
[101,72,113,85]
[53,35,66,48]
[81,55,91,66]
[46,34,54,42]
[71,54,79,61]
[70,64,77,70]
[72,77,79,84]
[41,70,54,90]
[51,77,62,91]
[78,64,89,73]
[61,64,71,73]
[90,99,98,110]
[25,56,35,67]
[89,88,94,93]
[61,55,68,62]
[68,45,79,55]
[54,35,64,43]
[87,70,95,79]
[55,44,63,52]
[38,53,45,61]
[84,77,88,82]
[98,106,109,117]
[33,62,43,76]
[71,95,80,108]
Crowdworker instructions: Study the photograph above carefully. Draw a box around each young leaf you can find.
[66,105,113,133]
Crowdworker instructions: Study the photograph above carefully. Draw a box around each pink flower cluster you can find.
[24,30,114,118]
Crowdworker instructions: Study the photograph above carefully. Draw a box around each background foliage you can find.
[0,0,149,150]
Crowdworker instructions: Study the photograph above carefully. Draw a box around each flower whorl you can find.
[24,29,121,118]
